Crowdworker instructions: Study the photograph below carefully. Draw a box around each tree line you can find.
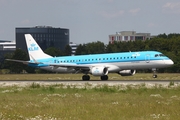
[1,33,180,73]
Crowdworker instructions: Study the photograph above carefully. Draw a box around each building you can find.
[69,42,78,56]
[0,41,16,51]
[109,31,151,43]
[16,26,69,52]
[0,41,16,62]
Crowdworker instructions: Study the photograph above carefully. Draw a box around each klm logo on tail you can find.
[28,43,39,51]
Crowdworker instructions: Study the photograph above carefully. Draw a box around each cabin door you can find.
[145,54,150,63]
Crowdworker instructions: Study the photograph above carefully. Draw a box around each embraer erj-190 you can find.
[6,34,174,80]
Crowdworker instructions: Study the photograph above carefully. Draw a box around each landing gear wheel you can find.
[152,68,158,78]
[153,75,157,78]
[100,75,108,80]
[82,75,90,81]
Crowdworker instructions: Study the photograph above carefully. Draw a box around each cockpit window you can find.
[159,54,165,57]
[155,54,165,57]
[155,54,159,57]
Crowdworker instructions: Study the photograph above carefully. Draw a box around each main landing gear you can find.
[82,75,90,80]
[152,68,157,78]
[82,75,108,81]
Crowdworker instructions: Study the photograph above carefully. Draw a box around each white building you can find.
[109,31,151,43]
[0,41,16,51]
[69,42,78,56]
[0,41,16,62]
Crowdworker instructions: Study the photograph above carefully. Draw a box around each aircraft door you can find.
[145,54,150,63]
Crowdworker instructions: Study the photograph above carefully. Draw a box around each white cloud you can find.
[21,19,30,25]
[129,8,141,15]
[0,0,7,7]
[147,23,156,28]
[107,0,114,3]
[100,10,124,18]
[163,2,180,13]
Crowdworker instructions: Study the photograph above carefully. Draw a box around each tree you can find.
[75,44,86,55]
[157,33,167,38]
[64,45,72,56]
[106,41,119,53]
[44,47,63,56]
[4,49,30,73]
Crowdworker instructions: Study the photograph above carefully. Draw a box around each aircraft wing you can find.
[6,59,90,69]
[48,63,90,69]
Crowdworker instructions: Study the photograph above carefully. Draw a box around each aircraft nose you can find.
[164,59,174,66]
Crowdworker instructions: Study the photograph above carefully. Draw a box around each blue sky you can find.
[0,0,180,44]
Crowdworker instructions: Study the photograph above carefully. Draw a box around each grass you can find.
[0,73,180,80]
[0,83,180,119]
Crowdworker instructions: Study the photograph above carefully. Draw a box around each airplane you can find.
[6,34,174,80]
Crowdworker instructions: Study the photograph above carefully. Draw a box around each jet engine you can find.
[118,70,136,76]
[91,67,108,76]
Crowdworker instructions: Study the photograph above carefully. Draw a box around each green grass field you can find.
[0,73,179,119]
[0,73,180,80]
[0,83,180,120]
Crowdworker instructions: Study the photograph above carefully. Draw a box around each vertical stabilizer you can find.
[25,34,52,61]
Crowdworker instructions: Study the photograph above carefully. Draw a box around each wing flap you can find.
[48,63,90,68]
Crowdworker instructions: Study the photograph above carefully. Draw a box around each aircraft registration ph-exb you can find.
[6,34,174,80]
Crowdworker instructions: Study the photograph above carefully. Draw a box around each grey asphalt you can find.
[0,80,179,84]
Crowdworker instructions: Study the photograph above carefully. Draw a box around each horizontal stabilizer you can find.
[6,59,30,65]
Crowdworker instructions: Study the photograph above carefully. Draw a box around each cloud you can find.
[129,8,141,15]
[147,23,156,28]
[0,0,7,7]
[163,2,180,13]
[21,19,30,25]
[100,10,124,18]
[107,0,114,3]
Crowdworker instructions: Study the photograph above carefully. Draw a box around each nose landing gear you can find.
[152,68,157,78]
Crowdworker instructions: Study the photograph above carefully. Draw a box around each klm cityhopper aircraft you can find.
[7,34,174,80]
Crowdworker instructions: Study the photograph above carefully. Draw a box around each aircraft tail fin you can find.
[25,34,52,61]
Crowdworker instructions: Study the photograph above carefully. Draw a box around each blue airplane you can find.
[6,34,174,80]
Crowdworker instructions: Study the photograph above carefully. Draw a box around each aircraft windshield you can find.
[155,54,166,57]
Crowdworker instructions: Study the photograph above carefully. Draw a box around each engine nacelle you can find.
[118,70,136,76]
[91,67,108,76]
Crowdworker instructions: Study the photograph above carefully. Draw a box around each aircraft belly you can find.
[111,60,167,70]
[129,60,167,69]
[40,60,169,73]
